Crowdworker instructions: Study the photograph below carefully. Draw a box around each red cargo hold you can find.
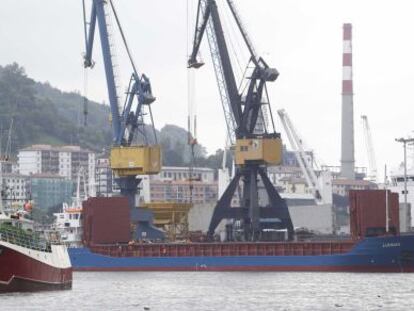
[83,197,131,245]
[349,190,399,240]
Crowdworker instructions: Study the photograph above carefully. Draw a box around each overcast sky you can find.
[1,0,414,178]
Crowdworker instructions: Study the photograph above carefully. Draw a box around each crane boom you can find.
[202,1,237,145]
[361,115,377,182]
[189,0,242,128]
[277,109,329,204]
[225,0,257,65]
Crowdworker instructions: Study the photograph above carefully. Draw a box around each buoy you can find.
[24,202,33,212]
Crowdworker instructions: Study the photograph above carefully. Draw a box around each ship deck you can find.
[89,240,356,258]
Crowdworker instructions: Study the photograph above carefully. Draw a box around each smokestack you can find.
[340,23,355,179]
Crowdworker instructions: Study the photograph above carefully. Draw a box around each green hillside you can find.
[0,63,225,168]
[0,63,112,153]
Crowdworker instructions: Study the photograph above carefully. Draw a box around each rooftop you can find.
[332,178,377,187]
[20,144,93,154]
[2,173,28,178]
[28,173,66,179]
[279,176,307,184]
[268,166,303,174]
[161,166,215,173]
[150,179,217,186]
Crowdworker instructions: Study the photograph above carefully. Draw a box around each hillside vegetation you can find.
[0,63,225,168]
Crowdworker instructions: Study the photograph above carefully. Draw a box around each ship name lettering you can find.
[382,243,400,248]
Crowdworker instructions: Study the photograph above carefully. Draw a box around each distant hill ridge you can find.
[0,63,224,168]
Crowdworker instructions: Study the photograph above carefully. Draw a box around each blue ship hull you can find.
[69,235,414,272]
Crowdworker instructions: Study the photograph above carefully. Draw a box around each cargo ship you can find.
[68,190,414,272]
[69,235,414,272]
[0,209,72,293]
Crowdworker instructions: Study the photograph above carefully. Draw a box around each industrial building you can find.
[26,174,74,211]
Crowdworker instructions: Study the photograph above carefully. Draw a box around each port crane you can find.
[82,0,161,209]
[361,115,377,182]
[188,0,293,240]
[277,109,333,205]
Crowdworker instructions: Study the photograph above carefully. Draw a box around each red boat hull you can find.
[0,244,72,293]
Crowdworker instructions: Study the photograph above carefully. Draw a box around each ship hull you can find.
[0,242,72,293]
[69,235,414,273]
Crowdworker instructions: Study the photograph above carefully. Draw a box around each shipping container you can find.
[83,197,131,245]
[349,190,399,240]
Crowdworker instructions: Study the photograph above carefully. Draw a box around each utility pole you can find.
[395,137,414,215]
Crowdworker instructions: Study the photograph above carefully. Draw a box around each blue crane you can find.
[82,0,161,209]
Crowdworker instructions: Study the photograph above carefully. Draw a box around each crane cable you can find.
[108,0,158,146]
[108,0,139,79]
[81,0,89,127]
[83,69,89,127]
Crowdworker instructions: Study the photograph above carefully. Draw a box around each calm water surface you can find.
[1,272,414,310]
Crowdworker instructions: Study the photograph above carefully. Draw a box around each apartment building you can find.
[18,144,95,187]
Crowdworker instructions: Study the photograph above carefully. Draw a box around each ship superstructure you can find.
[53,205,83,248]
[53,168,88,247]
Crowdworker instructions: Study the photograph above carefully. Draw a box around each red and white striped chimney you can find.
[340,23,355,179]
[342,24,353,94]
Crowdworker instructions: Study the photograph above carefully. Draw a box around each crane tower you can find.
[188,0,293,241]
[82,0,161,209]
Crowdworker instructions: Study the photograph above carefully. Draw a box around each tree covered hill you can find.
[0,63,225,168]
[0,63,112,153]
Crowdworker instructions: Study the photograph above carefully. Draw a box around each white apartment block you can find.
[17,145,96,191]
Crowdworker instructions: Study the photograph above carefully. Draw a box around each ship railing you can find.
[0,226,52,253]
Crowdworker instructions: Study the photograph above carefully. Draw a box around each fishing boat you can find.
[0,195,72,292]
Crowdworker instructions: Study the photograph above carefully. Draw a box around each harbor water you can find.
[2,272,414,310]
